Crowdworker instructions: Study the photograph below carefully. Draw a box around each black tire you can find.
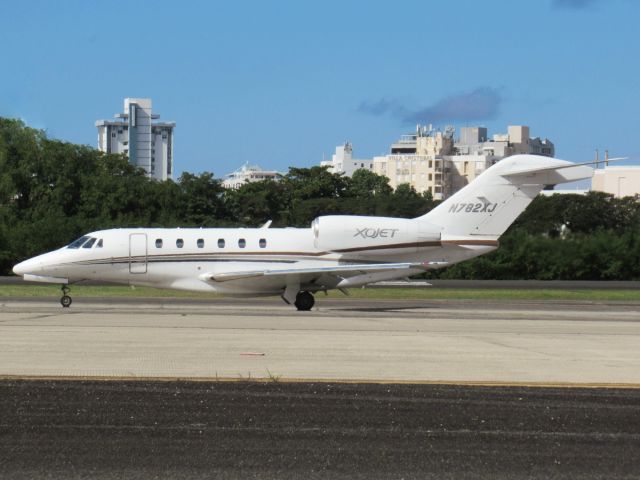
[294,291,315,311]
[60,295,72,308]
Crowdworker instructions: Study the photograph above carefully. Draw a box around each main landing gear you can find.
[294,291,315,311]
[60,285,72,308]
[281,284,316,311]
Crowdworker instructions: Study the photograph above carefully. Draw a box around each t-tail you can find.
[417,154,593,240]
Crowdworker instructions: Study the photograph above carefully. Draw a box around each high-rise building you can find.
[372,125,555,199]
[96,98,175,181]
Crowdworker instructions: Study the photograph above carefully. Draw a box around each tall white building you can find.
[96,98,175,181]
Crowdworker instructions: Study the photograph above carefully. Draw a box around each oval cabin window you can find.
[238,238,246,248]
[197,239,204,248]
[176,239,184,248]
[218,238,225,248]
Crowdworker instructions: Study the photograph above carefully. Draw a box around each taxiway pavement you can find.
[1,296,639,385]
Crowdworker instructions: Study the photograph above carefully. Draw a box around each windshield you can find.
[82,238,97,249]
[67,236,90,249]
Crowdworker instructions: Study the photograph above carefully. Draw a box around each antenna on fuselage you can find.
[261,220,273,229]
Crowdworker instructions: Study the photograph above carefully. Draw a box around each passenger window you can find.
[82,238,96,249]
[218,238,225,248]
[155,239,163,248]
[238,238,246,248]
[96,239,103,248]
[259,238,267,248]
[197,239,204,248]
[176,239,184,248]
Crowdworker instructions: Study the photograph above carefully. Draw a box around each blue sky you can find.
[1,0,638,177]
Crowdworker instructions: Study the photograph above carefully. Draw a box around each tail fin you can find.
[418,155,593,238]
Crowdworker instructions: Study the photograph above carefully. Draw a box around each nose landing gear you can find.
[60,285,72,308]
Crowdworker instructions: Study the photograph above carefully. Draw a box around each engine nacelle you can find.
[312,215,440,255]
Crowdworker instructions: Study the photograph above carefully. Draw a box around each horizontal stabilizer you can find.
[502,163,593,184]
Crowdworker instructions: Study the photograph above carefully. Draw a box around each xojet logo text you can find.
[354,228,400,239]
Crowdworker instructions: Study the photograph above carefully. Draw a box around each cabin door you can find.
[129,233,148,274]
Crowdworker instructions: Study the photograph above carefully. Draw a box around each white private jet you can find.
[13,154,593,310]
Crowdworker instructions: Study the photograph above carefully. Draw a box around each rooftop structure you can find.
[96,98,175,181]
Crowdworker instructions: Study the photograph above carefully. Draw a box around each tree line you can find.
[1,117,638,279]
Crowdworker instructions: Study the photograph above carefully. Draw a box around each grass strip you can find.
[1,284,639,301]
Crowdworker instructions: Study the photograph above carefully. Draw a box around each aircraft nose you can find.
[12,261,28,276]
[12,259,39,276]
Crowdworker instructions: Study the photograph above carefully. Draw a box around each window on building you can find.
[259,238,267,248]
[428,161,433,168]
[111,133,116,138]
[238,238,246,248]
[162,135,167,139]
[155,239,163,248]
[428,174,432,181]
[197,238,204,248]
[123,141,128,146]
[218,238,225,248]
[176,239,184,248]
[118,129,123,134]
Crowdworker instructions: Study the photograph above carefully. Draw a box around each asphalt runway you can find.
[0,296,639,384]
[1,298,640,478]
[1,380,639,479]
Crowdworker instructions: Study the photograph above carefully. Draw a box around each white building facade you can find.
[222,163,280,189]
[320,142,374,177]
[592,166,640,197]
[96,98,175,181]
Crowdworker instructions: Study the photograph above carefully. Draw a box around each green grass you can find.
[1,284,639,301]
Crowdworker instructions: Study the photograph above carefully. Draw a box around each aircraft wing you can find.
[201,261,445,283]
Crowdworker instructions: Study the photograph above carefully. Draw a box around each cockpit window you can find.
[96,239,103,248]
[82,238,97,249]
[67,236,90,249]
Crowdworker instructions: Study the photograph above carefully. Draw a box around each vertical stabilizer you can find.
[417,155,593,238]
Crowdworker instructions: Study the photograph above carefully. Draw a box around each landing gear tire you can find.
[60,295,72,308]
[60,285,72,308]
[294,291,315,311]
